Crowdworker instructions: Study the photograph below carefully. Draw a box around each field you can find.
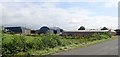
[2,32,112,56]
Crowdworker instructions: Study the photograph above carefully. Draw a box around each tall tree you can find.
[78,26,85,30]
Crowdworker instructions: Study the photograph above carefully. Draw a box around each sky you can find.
[1,0,119,30]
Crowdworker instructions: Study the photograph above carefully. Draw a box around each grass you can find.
[16,36,116,55]
[2,33,113,56]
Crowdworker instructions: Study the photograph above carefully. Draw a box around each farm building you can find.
[62,30,112,36]
[31,30,38,35]
[37,26,50,34]
[49,27,61,34]
[37,26,62,34]
[114,29,120,35]
[4,27,31,35]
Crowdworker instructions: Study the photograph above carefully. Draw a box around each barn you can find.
[49,27,61,34]
[37,26,62,34]
[4,27,31,35]
[114,29,120,35]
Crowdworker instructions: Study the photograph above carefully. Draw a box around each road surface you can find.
[54,38,118,55]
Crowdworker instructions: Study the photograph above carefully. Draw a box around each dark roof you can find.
[5,26,21,28]
[114,29,120,31]
[5,26,31,30]
[40,26,49,30]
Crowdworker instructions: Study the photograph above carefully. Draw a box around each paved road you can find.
[54,38,118,55]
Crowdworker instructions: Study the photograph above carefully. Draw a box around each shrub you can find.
[2,32,111,55]
[41,34,61,48]
[31,38,44,50]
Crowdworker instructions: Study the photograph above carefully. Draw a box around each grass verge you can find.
[17,36,117,55]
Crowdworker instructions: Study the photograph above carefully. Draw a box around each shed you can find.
[49,27,61,34]
[4,27,31,35]
[114,29,120,35]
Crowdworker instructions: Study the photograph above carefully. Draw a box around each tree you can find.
[101,27,108,30]
[78,26,85,30]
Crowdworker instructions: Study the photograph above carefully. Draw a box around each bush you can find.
[90,33,111,41]
[2,35,26,55]
[30,38,44,50]
[41,34,61,48]
[2,32,111,55]
[2,33,62,55]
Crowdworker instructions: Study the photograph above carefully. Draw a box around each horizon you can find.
[2,25,117,31]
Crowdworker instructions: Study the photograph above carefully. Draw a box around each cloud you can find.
[0,0,119,2]
[2,2,118,30]
[103,0,119,8]
[1,0,119,2]
[1,0,119,9]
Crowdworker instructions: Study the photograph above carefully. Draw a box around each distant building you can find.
[110,29,116,36]
[4,27,31,35]
[31,30,37,35]
[62,30,111,36]
[114,29,120,35]
[49,27,61,34]
[37,26,50,34]
[37,26,61,34]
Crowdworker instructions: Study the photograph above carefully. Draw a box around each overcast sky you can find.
[1,0,119,30]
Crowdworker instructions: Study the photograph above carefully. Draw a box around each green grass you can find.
[17,37,115,55]
[2,32,113,56]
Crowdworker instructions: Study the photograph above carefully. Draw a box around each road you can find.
[54,38,118,55]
